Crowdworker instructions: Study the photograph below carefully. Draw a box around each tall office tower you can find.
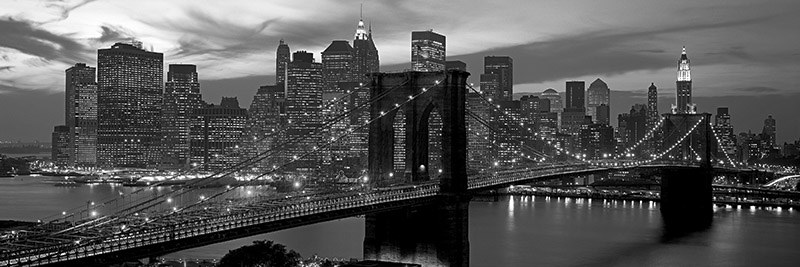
[411,30,446,71]
[286,51,324,172]
[445,60,467,71]
[276,39,291,86]
[646,83,659,127]
[161,64,202,169]
[247,84,287,170]
[97,42,163,168]
[520,95,549,130]
[763,115,776,147]
[586,78,610,124]
[466,90,493,168]
[480,74,500,99]
[52,125,70,166]
[65,63,97,166]
[674,46,694,114]
[540,88,562,113]
[496,100,522,166]
[579,123,615,160]
[596,104,610,127]
[352,18,379,82]
[322,40,354,93]
[714,107,736,159]
[189,98,247,171]
[618,104,648,156]
[484,56,513,101]
[565,81,586,111]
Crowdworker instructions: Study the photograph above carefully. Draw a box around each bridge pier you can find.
[660,168,713,234]
[364,195,470,267]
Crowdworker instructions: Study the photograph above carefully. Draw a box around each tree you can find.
[218,240,302,267]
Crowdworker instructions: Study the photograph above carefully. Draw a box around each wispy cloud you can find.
[0,17,91,64]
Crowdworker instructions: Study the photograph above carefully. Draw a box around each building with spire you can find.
[411,30,446,72]
[673,46,695,114]
[276,39,291,86]
[352,17,379,82]
[586,78,610,125]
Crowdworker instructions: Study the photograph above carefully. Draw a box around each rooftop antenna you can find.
[360,3,363,20]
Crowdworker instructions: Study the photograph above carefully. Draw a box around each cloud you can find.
[42,0,99,23]
[0,17,92,64]
[93,25,137,45]
[0,66,13,71]
[704,46,752,60]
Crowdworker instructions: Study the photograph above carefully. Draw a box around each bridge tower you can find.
[364,70,471,266]
[660,113,714,234]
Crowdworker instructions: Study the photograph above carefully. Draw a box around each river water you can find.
[2,176,799,266]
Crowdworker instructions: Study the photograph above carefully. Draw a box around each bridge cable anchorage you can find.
[465,84,595,165]
[616,116,666,159]
[7,78,415,264]
[4,79,445,266]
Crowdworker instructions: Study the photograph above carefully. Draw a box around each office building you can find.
[586,78,610,125]
[51,125,70,166]
[189,98,248,171]
[714,107,736,159]
[496,101,522,166]
[411,30,446,71]
[467,90,494,169]
[161,64,203,169]
[352,18,379,81]
[276,39,291,86]
[647,82,659,127]
[322,40,354,93]
[247,84,287,171]
[579,123,615,160]
[763,115,776,148]
[565,81,585,111]
[540,88,563,114]
[446,60,467,71]
[674,46,695,114]
[65,63,97,166]
[286,51,324,172]
[97,42,163,168]
[484,56,513,101]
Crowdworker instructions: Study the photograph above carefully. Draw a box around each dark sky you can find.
[1,0,799,142]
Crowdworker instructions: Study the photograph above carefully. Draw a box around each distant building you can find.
[97,42,163,168]
[565,81,585,111]
[484,56,513,101]
[618,104,647,156]
[496,101,522,166]
[646,82,659,128]
[161,64,202,169]
[540,88,562,114]
[674,46,695,114]
[286,51,324,172]
[247,84,287,170]
[596,104,610,127]
[322,40,355,93]
[445,60,467,71]
[579,123,615,160]
[65,63,97,166]
[466,90,493,169]
[352,18,379,81]
[411,30,446,71]
[51,125,70,166]
[276,39,291,86]
[763,115,776,148]
[713,107,736,160]
[480,74,500,101]
[586,78,610,125]
[190,98,247,171]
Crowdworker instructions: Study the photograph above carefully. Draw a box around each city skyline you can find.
[1,0,799,142]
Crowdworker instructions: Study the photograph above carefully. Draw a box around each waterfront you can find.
[2,176,799,266]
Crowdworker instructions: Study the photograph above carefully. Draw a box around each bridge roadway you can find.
[0,163,605,266]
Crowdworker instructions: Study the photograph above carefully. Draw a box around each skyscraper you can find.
[411,30,446,71]
[352,18,379,82]
[97,42,163,168]
[714,107,736,159]
[763,115,776,147]
[647,82,659,127]
[674,46,694,114]
[322,40,354,93]
[286,51,324,172]
[161,64,202,169]
[247,84,287,170]
[65,63,97,166]
[484,56,513,101]
[190,97,247,171]
[586,78,610,124]
[276,39,291,86]
[540,88,562,113]
[52,125,70,166]
[565,81,585,111]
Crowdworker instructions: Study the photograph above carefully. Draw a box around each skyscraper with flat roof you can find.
[97,42,163,168]
[411,30,446,71]
[65,63,97,166]
[161,64,202,169]
[190,98,247,171]
[565,81,585,111]
[322,40,354,93]
[484,56,513,101]
[286,51,324,172]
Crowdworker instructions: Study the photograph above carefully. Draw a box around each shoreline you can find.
[491,191,799,209]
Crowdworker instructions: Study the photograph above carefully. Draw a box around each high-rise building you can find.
[674,46,695,114]
[189,98,247,171]
[247,84,287,171]
[496,101,522,166]
[446,60,467,71]
[480,74,500,101]
[565,81,585,111]
[322,40,354,93]
[763,115,776,147]
[286,51,324,172]
[484,56,513,101]
[411,30,446,71]
[51,125,70,166]
[618,104,648,156]
[276,39,291,86]
[97,42,163,168]
[161,64,202,169]
[586,78,610,125]
[467,90,493,169]
[540,88,562,113]
[352,18,379,82]
[714,107,736,159]
[647,83,659,127]
[65,63,97,166]
[579,123,615,160]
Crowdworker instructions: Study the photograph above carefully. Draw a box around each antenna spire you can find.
[360,3,363,19]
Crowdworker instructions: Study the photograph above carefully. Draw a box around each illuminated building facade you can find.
[189,97,248,171]
[286,51,324,172]
[674,46,695,114]
[65,63,97,166]
[586,78,610,124]
[484,56,513,101]
[322,40,354,93]
[276,39,290,86]
[411,30,446,71]
[97,42,163,168]
[51,125,70,166]
[161,64,202,169]
[353,19,379,82]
